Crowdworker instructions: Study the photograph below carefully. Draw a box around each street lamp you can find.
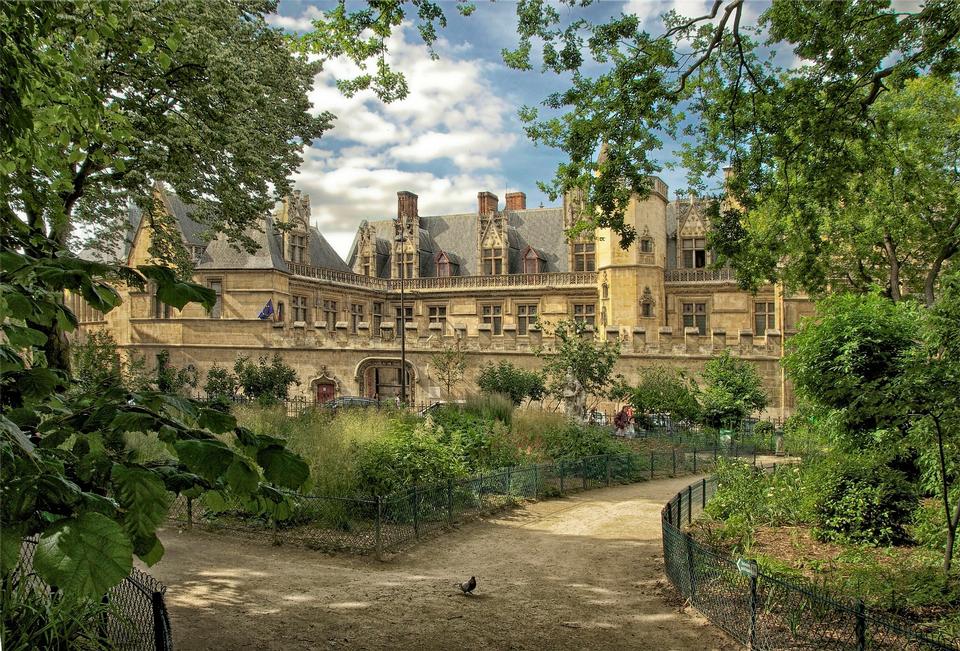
[394,216,407,406]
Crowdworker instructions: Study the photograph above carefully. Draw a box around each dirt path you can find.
[153,475,738,650]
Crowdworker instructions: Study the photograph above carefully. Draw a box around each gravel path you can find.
[153,475,738,650]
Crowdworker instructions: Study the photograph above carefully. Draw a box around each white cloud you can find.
[289,20,520,259]
[266,5,324,32]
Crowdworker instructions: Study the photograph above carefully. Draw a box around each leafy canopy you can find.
[477,361,545,406]
[699,350,768,427]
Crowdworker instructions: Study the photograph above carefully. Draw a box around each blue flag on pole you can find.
[258,299,274,320]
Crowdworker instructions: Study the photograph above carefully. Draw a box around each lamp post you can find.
[395,216,407,406]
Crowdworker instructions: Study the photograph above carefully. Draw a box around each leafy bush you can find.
[432,408,522,472]
[203,363,238,405]
[352,418,468,495]
[754,421,774,438]
[811,456,917,545]
[911,497,953,553]
[700,350,768,426]
[510,409,569,459]
[477,361,545,406]
[627,365,701,424]
[539,421,628,460]
[233,353,300,403]
[154,349,197,395]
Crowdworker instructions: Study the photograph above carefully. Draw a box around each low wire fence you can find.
[12,538,172,651]
[661,471,958,650]
[169,447,745,557]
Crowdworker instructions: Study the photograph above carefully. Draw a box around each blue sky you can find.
[268,1,767,257]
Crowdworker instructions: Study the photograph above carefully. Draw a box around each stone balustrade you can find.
[129,317,783,358]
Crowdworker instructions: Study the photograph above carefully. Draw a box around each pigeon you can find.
[457,576,477,595]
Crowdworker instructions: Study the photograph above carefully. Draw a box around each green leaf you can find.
[157,51,172,71]
[19,368,65,399]
[111,465,170,549]
[111,410,163,433]
[34,513,133,599]
[0,524,25,576]
[139,266,215,311]
[225,458,259,494]
[256,446,309,489]
[175,439,235,483]
[138,534,164,566]
[3,324,48,348]
[198,408,236,434]
[0,414,35,455]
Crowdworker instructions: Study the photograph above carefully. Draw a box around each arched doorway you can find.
[355,358,416,403]
[309,366,340,404]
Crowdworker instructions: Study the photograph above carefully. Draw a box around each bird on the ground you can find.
[457,576,477,595]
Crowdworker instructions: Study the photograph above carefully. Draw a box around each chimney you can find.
[397,191,418,219]
[505,191,526,211]
[477,191,499,215]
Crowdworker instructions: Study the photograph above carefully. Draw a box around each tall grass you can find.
[463,392,514,424]
[233,405,394,496]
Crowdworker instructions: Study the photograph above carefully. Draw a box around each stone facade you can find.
[75,182,813,417]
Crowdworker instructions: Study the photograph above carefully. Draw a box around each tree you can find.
[710,77,960,303]
[2,0,329,369]
[204,364,239,404]
[0,220,310,607]
[537,319,620,409]
[700,351,768,427]
[71,328,153,393]
[902,271,960,576]
[782,293,920,437]
[431,342,467,399]
[233,354,300,403]
[300,2,958,264]
[155,350,197,395]
[627,365,701,424]
[477,361,545,406]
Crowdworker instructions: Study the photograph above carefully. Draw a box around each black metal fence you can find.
[169,447,744,557]
[12,538,172,650]
[661,472,958,650]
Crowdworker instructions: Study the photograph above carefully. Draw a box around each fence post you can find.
[151,591,168,651]
[753,449,757,466]
[506,465,513,497]
[581,458,587,490]
[687,485,693,525]
[714,445,718,462]
[271,516,279,546]
[701,478,707,509]
[533,464,539,499]
[748,572,758,650]
[855,599,866,651]
[693,447,697,473]
[685,534,697,601]
[446,479,454,527]
[605,454,611,487]
[412,488,420,539]
[650,452,654,480]
[672,448,676,476]
[186,496,193,529]
[559,461,565,495]
[375,495,383,560]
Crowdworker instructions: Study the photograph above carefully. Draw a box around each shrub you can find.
[233,353,300,403]
[204,363,238,404]
[539,421,628,460]
[510,409,569,459]
[477,361,545,406]
[627,365,701,424]
[352,418,467,495]
[754,421,774,438]
[700,350,768,426]
[811,456,917,545]
[432,406,522,471]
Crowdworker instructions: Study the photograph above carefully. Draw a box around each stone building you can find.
[74,180,813,416]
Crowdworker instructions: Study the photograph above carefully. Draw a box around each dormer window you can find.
[521,246,544,274]
[681,237,707,269]
[482,247,503,275]
[191,245,206,263]
[436,251,452,277]
[288,232,307,264]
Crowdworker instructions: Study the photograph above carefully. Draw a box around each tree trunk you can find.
[933,416,958,578]
[924,237,958,307]
[882,234,901,302]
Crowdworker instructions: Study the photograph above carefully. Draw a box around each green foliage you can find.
[537,319,620,405]
[1,579,115,651]
[626,365,701,424]
[352,418,467,496]
[700,351,768,426]
[784,293,920,436]
[232,354,300,403]
[430,343,466,398]
[154,350,197,395]
[432,407,522,472]
[811,456,917,546]
[0,223,310,602]
[539,422,628,461]
[462,393,514,425]
[477,361,545,406]
[203,363,238,406]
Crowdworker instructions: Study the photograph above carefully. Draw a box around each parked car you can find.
[322,396,382,410]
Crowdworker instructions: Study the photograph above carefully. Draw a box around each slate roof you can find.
[349,206,568,277]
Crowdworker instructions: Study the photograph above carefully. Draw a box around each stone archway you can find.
[354,357,417,403]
